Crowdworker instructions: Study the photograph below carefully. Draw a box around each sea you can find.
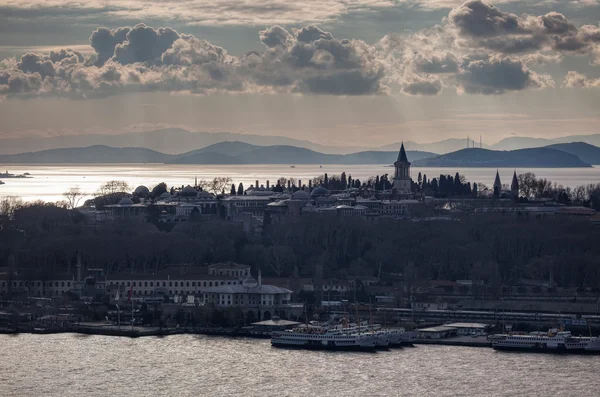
[1,164,600,203]
[1,334,599,397]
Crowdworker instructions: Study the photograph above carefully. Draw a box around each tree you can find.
[208,177,232,195]
[266,245,296,277]
[324,173,329,188]
[97,180,130,197]
[151,182,167,198]
[230,184,236,196]
[237,183,244,195]
[63,186,85,209]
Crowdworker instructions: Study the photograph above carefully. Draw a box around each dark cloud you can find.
[293,25,334,43]
[448,1,526,38]
[259,26,294,48]
[413,53,459,74]
[403,79,442,96]
[458,56,553,95]
[90,27,130,65]
[113,24,180,65]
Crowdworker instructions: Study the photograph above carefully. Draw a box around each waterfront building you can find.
[200,271,293,320]
[104,197,147,219]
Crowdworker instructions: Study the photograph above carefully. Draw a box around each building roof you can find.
[292,190,310,200]
[311,186,329,197]
[117,197,134,205]
[134,185,150,196]
[418,326,456,333]
[208,262,250,270]
[444,322,487,329]
[107,273,238,281]
[251,319,301,327]
[201,284,293,294]
[396,142,409,163]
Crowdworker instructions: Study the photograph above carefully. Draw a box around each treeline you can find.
[2,198,600,292]
[517,172,600,209]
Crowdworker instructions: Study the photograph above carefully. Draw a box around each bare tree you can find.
[63,187,85,209]
[208,177,232,194]
[96,180,130,197]
[0,196,24,220]
[266,245,295,277]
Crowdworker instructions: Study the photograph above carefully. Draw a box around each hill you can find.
[412,147,592,168]
[169,144,437,165]
[379,138,486,154]
[546,142,600,165]
[490,137,555,151]
[0,128,365,155]
[0,145,172,163]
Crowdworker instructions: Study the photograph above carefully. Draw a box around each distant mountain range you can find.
[413,147,592,168]
[381,135,600,154]
[2,127,600,156]
[0,142,437,165]
[0,128,364,156]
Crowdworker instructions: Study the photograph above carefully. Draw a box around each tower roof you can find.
[493,170,502,189]
[511,171,518,190]
[397,142,409,163]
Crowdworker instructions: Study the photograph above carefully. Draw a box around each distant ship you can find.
[290,165,295,168]
[271,324,377,351]
[0,171,31,179]
[490,328,600,353]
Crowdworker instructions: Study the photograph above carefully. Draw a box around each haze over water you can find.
[2,334,599,397]
[1,164,600,202]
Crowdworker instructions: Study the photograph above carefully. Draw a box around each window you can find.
[169,282,172,287]
[163,282,166,287]
[175,282,178,287]
[127,282,130,287]
[67,282,71,287]
[186,282,190,287]
[144,282,148,287]
[209,282,213,287]
[204,282,207,287]
[150,282,154,287]
[192,282,196,287]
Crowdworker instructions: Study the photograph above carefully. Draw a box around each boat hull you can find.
[271,341,376,351]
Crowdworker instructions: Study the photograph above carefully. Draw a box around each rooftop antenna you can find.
[480,135,482,149]
[467,135,470,149]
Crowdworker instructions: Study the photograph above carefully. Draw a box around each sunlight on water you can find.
[0,163,599,202]
[2,334,600,397]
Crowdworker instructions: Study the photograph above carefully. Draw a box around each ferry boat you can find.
[491,328,600,353]
[271,325,377,351]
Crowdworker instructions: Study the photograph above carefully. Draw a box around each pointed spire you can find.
[511,170,518,190]
[397,142,408,163]
[494,170,502,189]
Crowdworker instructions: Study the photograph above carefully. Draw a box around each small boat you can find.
[290,165,296,168]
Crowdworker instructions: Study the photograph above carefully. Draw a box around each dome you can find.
[133,185,150,196]
[118,197,134,205]
[292,190,310,200]
[181,185,197,195]
[310,186,329,197]
[160,192,172,199]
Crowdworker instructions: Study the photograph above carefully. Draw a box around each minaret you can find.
[393,142,411,192]
[511,170,519,198]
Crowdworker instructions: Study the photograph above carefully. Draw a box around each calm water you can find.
[1,334,599,396]
[1,163,600,202]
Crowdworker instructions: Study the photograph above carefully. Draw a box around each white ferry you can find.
[271,325,377,351]
[492,328,600,353]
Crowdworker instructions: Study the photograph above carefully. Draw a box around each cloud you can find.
[561,71,600,88]
[2,1,600,100]
[458,55,554,95]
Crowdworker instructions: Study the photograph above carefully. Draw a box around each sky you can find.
[1,0,600,147]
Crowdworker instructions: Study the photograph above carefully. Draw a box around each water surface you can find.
[1,334,599,397]
[1,163,599,202]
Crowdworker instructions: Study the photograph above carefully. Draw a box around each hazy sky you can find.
[1,0,600,146]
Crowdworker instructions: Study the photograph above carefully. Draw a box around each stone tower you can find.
[393,142,411,192]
